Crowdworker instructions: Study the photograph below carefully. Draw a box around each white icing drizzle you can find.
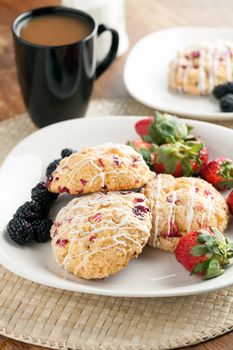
[171,58,177,91]
[149,273,176,281]
[212,48,220,89]
[177,52,183,93]
[201,193,213,227]
[206,193,213,222]
[167,191,177,237]
[186,178,196,232]
[198,47,206,94]
[208,46,218,93]
[225,46,232,81]
[51,192,151,272]
[182,59,192,93]
[153,175,163,245]
[54,143,145,191]
[88,169,129,188]
[207,47,214,92]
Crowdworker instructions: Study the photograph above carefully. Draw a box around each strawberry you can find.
[227,190,233,215]
[193,146,209,172]
[135,111,193,145]
[153,141,207,177]
[175,228,233,279]
[129,140,151,150]
[200,157,233,191]
[135,117,153,137]
[128,140,156,167]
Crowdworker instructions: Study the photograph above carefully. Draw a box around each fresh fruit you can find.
[220,93,233,112]
[201,157,233,191]
[153,141,206,177]
[14,201,44,222]
[197,146,209,171]
[61,148,75,158]
[129,140,151,149]
[7,150,73,245]
[46,148,76,177]
[135,117,153,137]
[46,159,61,177]
[135,111,192,145]
[7,218,34,245]
[31,182,58,206]
[213,82,233,99]
[175,228,233,279]
[128,140,156,167]
[32,218,53,243]
[132,205,150,218]
[131,113,208,176]
[227,190,233,215]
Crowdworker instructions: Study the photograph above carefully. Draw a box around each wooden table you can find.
[0,0,233,349]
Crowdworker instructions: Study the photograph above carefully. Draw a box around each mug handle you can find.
[95,24,119,79]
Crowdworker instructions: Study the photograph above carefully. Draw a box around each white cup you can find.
[61,0,129,61]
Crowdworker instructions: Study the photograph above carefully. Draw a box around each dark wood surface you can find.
[1,0,233,349]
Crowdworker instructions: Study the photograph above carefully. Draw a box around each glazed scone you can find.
[142,174,229,253]
[47,143,152,195]
[169,41,233,95]
[51,191,152,279]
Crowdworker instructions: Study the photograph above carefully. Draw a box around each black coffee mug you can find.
[12,6,119,127]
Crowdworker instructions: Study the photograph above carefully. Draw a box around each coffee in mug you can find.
[20,13,92,46]
[12,7,119,128]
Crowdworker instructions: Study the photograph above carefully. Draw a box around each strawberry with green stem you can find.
[175,228,233,279]
[135,117,153,138]
[129,138,208,176]
[153,140,208,177]
[135,111,193,145]
[131,112,208,176]
[128,140,156,167]
[201,157,233,191]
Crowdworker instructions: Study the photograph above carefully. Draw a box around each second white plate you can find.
[124,27,233,120]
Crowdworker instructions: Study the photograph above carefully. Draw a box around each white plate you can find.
[124,27,233,121]
[0,116,233,297]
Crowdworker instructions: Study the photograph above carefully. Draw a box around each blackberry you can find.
[31,182,58,205]
[213,82,233,99]
[7,218,34,245]
[32,218,53,243]
[220,93,233,112]
[213,84,229,99]
[61,148,75,158]
[46,159,60,177]
[14,201,44,222]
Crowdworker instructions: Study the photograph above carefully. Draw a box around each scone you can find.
[142,174,229,253]
[169,41,233,95]
[51,191,152,279]
[47,143,152,195]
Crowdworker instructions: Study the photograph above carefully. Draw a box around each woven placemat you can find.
[1,98,233,350]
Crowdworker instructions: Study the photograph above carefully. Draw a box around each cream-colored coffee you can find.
[20,14,92,46]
